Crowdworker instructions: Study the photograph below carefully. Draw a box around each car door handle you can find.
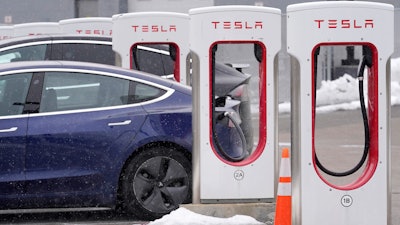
[108,120,132,127]
[0,127,18,133]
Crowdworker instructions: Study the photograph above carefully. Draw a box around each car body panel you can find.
[0,71,33,202]
[24,107,146,201]
[0,117,27,198]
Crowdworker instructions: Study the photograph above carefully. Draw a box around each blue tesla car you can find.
[0,61,192,220]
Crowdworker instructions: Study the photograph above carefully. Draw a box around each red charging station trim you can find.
[209,40,267,167]
[129,42,180,82]
[311,42,379,190]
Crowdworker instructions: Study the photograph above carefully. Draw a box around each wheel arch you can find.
[115,141,192,209]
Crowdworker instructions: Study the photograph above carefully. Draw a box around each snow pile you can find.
[316,73,360,106]
[391,80,400,105]
[391,57,400,105]
[315,74,366,113]
[279,57,400,114]
[147,207,264,225]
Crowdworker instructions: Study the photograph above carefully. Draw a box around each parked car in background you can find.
[0,61,193,220]
[0,34,114,65]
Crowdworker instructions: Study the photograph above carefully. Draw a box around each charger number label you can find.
[341,195,353,207]
[234,170,244,181]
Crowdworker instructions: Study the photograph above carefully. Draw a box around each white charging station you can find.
[112,12,189,84]
[190,6,281,202]
[59,17,112,37]
[287,1,393,224]
[13,22,61,37]
[0,26,13,40]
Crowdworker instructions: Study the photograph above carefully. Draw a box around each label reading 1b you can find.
[341,195,353,207]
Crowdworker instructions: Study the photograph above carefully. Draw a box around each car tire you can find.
[119,146,192,220]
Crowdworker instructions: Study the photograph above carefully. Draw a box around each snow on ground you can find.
[279,57,400,114]
[147,208,264,225]
[148,58,400,224]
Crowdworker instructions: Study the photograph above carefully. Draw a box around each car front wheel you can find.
[119,146,192,220]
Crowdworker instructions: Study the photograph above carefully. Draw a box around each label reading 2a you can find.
[234,170,244,181]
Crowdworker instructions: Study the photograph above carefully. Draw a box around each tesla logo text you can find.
[211,21,263,30]
[314,19,374,29]
[131,25,177,32]
[0,36,11,40]
[75,29,112,36]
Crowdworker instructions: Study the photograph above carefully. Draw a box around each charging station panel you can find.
[13,22,61,37]
[190,6,280,202]
[112,12,189,84]
[287,2,393,224]
[59,17,112,37]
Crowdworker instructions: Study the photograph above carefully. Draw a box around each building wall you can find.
[0,0,124,25]
[127,0,213,13]
[0,0,74,24]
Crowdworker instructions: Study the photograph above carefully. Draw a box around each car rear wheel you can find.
[120,146,192,220]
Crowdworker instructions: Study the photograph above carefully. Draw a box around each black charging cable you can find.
[212,111,248,162]
[315,50,371,177]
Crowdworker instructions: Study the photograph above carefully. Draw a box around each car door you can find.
[0,72,32,205]
[24,70,147,206]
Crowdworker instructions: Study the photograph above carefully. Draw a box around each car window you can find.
[132,44,175,76]
[0,73,32,116]
[60,43,115,65]
[0,44,47,63]
[132,82,167,103]
[40,71,130,112]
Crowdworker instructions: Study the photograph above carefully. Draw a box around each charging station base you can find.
[181,203,275,224]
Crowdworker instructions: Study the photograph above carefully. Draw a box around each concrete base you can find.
[181,203,275,224]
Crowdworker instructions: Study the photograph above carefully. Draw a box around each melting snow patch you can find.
[147,207,264,225]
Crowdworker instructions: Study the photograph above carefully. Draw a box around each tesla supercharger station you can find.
[59,17,112,37]
[13,22,61,37]
[287,2,393,224]
[112,12,189,84]
[190,6,281,202]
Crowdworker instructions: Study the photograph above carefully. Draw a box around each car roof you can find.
[0,60,191,92]
[0,34,111,47]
